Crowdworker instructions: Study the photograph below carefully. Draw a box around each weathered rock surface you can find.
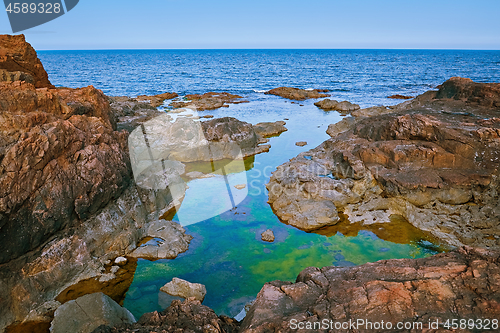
[268,78,500,248]
[0,36,184,331]
[240,247,500,333]
[109,96,165,132]
[314,99,360,112]
[160,278,207,302]
[0,34,53,88]
[170,92,248,111]
[295,141,307,147]
[0,81,130,264]
[129,220,192,260]
[50,293,136,333]
[261,229,275,242]
[265,87,329,101]
[92,298,239,333]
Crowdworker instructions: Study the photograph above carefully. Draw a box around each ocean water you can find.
[38,49,500,318]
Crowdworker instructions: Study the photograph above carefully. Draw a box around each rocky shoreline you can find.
[1,34,499,332]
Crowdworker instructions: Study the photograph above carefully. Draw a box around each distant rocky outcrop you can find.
[240,247,500,332]
[170,92,248,111]
[314,99,360,112]
[387,94,414,99]
[0,34,53,88]
[252,121,287,138]
[267,77,500,249]
[265,87,329,101]
[135,92,178,107]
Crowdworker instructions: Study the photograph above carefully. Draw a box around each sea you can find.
[38,49,500,319]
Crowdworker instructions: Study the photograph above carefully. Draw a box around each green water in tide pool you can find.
[122,96,446,319]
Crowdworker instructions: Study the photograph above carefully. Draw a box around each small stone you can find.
[295,141,307,147]
[160,278,207,302]
[234,184,246,190]
[114,257,127,266]
[261,229,275,242]
[203,115,214,118]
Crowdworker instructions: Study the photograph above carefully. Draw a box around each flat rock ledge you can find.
[265,87,329,101]
[170,92,249,111]
[160,277,207,302]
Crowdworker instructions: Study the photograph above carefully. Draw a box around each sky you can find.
[1,0,499,50]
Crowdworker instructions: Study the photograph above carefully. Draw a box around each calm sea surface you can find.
[38,49,500,318]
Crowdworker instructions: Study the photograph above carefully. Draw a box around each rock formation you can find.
[314,99,360,112]
[268,78,500,249]
[0,35,186,331]
[135,92,178,107]
[265,87,329,101]
[261,229,275,242]
[240,247,500,333]
[91,298,239,333]
[387,94,414,99]
[170,92,248,111]
[0,34,53,88]
[160,278,207,302]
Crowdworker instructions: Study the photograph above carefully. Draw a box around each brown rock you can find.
[253,120,287,138]
[268,78,500,248]
[295,141,307,147]
[135,92,178,107]
[261,229,275,242]
[314,99,360,112]
[92,298,239,333]
[170,92,248,111]
[265,87,329,101]
[0,34,53,88]
[387,94,414,99]
[240,247,500,333]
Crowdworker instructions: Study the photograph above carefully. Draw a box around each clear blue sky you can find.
[1,0,499,50]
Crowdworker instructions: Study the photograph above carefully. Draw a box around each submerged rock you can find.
[50,293,135,333]
[240,247,500,332]
[261,229,275,242]
[265,87,329,101]
[160,278,207,302]
[268,77,500,248]
[314,99,360,112]
[170,92,248,111]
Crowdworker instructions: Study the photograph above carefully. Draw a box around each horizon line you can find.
[37,47,500,52]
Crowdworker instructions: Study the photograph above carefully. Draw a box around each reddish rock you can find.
[0,34,53,88]
[265,87,329,101]
[0,80,131,264]
[135,92,178,107]
[240,247,500,333]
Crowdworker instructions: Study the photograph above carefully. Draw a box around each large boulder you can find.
[0,34,53,88]
[314,99,360,112]
[50,293,136,333]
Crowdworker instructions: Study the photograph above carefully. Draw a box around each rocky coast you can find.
[1,34,499,333]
